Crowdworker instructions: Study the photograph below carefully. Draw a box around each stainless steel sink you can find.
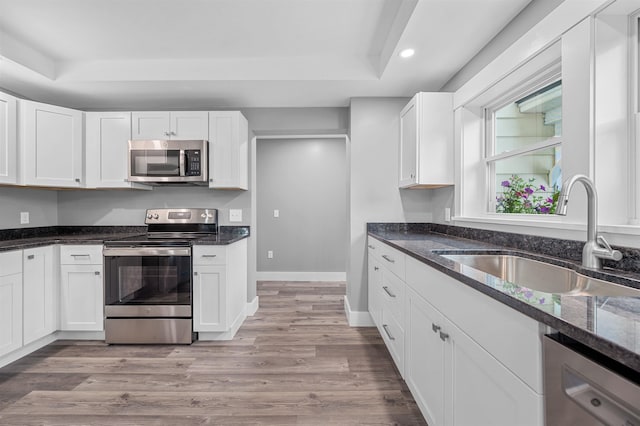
[440,253,640,298]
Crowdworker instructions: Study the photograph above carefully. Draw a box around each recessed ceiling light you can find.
[399,49,415,58]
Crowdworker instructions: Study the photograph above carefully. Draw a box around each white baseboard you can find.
[56,330,106,341]
[247,296,259,316]
[198,310,246,341]
[344,295,375,327]
[256,271,346,281]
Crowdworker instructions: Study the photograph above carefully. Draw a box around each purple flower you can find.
[524,290,534,299]
[539,206,550,213]
[538,297,546,304]
[540,185,546,191]
[546,197,553,204]
[501,180,510,187]
[525,187,534,195]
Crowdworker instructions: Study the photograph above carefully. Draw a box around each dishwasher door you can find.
[544,335,640,426]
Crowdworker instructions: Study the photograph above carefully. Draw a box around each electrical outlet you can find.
[20,212,29,225]
[229,209,242,222]
[444,207,451,222]
[267,250,273,259]
[273,209,279,218]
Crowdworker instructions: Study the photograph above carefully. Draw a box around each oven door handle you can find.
[179,149,186,177]
[103,247,191,257]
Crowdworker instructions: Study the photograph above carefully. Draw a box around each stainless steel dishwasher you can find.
[544,334,640,425]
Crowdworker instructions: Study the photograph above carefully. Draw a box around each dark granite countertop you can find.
[0,226,249,252]
[368,223,640,373]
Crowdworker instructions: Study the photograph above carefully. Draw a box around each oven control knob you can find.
[153,214,159,219]
[201,213,207,218]
[146,214,153,220]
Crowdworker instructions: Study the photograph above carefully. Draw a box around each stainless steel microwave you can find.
[128,140,208,185]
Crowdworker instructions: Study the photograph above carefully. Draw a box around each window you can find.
[485,79,562,214]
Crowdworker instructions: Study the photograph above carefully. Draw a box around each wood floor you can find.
[0,281,427,425]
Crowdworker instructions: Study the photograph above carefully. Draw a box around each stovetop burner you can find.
[104,208,219,247]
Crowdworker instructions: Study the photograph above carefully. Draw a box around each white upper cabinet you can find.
[20,100,84,188]
[208,111,248,190]
[131,111,208,140]
[0,92,17,185]
[399,92,454,188]
[85,112,149,189]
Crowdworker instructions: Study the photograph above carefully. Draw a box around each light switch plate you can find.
[444,207,451,222]
[229,209,242,222]
[274,209,279,218]
[20,211,29,224]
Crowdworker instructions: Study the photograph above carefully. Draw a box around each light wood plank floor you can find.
[0,281,427,425]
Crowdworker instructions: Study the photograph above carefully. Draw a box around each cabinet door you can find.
[21,101,83,187]
[446,320,543,426]
[0,273,22,357]
[131,111,171,139]
[0,92,17,184]
[23,247,55,344]
[85,112,134,188]
[170,111,208,139]
[193,265,227,332]
[367,256,382,327]
[405,287,446,426]
[399,96,418,187]
[60,265,104,331]
[208,111,248,189]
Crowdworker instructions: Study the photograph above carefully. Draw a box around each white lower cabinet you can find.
[23,246,56,344]
[367,237,544,426]
[0,251,23,357]
[193,239,248,339]
[59,245,104,331]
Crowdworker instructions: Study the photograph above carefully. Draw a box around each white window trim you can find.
[631,10,640,224]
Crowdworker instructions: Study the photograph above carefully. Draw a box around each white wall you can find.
[348,97,433,313]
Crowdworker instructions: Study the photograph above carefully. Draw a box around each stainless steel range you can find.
[103,208,218,344]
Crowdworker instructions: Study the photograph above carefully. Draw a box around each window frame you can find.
[483,68,563,215]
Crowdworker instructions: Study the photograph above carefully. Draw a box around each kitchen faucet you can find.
[555,174,622,269]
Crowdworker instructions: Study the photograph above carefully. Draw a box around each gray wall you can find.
[348,97,433,313]
[0,187,58,228]
[441,0,564,92]
[257,138,347,272]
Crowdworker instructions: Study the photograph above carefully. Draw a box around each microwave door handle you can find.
[179,149,186,177]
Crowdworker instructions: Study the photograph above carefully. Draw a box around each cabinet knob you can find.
[432,323,441,333]
[194,272,198,276]
[94,271,100,276]
[374,266,379,271]
[75,178,81,183]
[368,244,376,249]
[171,131,176,136]
[164,131,171,136]
[27,254,35,260]
[439,331,450,342]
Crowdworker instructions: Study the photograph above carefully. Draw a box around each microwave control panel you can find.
[185,150,201,176]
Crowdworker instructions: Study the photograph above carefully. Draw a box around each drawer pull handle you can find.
[382,324,396,341]
[71,254,91,258]
[94,271,100,276]
[382,286,396,298]
[432,323,441,333]
[27,254,35,260]
[382,255,395,263]
[194,272,199,276]
[202,255,217,258]
[439,331,450,342]
[368,244,376,249]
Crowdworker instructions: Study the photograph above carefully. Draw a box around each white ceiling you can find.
[0,0,532,109]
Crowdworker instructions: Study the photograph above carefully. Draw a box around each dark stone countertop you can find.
[0,226,250,252]
[368,223,640,373]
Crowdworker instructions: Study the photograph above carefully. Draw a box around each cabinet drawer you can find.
[193,246,227,265]
[378,243,406,280]
[381,308,405,376]
[60,245,103,265]
[380,270,405,326]
[0,250,22,276]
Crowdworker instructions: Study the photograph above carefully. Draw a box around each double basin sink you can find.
[438,252,640,298]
